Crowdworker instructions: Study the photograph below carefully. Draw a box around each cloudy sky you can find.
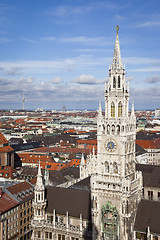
[0,0,160,110]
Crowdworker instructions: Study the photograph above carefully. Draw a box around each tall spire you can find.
[98,101,102,116]
[80,153,86,166]
[131,101,135,117]
[35,161,44,190]
[112,25,122,69]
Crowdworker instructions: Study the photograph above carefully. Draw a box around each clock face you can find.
[105,138,117,152]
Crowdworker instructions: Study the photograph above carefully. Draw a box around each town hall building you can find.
[31,26,143,240]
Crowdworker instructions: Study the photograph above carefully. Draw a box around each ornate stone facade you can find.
[80,26,142,240]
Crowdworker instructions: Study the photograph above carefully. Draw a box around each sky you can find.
[0,0,160,110]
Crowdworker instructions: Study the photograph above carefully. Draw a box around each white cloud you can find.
[73,74,104,85]
[137,21,160,28]
[60,36,112,46]
[42,36,56,41]
[22,38,36,43]
[146,75,160,84]
[50,77,61,84]
[124,57,160,66]
[0,37,12,43]
[130,67,160,72]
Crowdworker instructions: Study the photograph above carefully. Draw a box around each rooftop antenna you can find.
[22,91,25,111]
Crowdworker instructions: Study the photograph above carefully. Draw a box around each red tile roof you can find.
[0,145,14,153]
[40,161,66,171]
[136,139,160,149]
[18,152,53,163]
[0,132,8,145]
[33,147,91,155]
[0,166,16,178]
[67,159,81,168]
[7,181,34,202]
[0,191,19,214]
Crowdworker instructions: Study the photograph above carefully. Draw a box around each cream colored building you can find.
[80,25,142,240]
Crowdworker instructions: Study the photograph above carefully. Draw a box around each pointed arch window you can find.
[38,209,41,215]
[111,102,115,117]
[118,101,122,117]
[105,161,109,173]
[118,76,121,88]
[113,77,116,88]
[113,162,118,174]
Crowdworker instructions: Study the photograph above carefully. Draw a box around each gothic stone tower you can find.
[32,161,47,239]
[80,26,142,240]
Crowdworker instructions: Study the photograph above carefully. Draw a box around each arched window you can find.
[111,125,115,135]
[113,162,118,173]
[118,76,121,88]
[107,125,110,134]
[118,101,122,117]
[113,77,116,88]
[111,102,115,117]
[117,125,120,135]
[126,201,129,214]
[38,209,41,215]
[105,161,109,173]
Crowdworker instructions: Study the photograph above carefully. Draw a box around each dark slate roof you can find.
[135,143,146,156]
[49,171,66,185]
[136,164,155,174]
[27,133,77,146]
[18,167,66,186]
[11,142,40,151]
[46,186,91,220]
[60,167,80,179]
[134,199,160,234]
[70,176,91,190]
[136,164,160,188]
[136,131,160,140]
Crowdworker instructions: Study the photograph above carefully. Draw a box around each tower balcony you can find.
[32,199,47,207]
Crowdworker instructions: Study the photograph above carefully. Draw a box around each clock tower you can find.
[80,26,142,240]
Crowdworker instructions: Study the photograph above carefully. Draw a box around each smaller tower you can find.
[32,161,46,221]
[44,165,49,185]
[80,153,86,179]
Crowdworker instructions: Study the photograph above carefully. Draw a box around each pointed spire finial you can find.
[116,25,119,35]
[38,160,42,177]
[93,146,95,156]
[112,25,122,69]
[80,153,85,166]
[99,100,102,111]
[131,101,135,116]
[98,101,103,117]
[35,160,44,190]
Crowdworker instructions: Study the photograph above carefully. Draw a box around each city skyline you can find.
[0,0,160,110]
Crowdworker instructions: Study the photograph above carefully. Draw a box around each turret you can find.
[80,153,86,179]
[33,161,46,221]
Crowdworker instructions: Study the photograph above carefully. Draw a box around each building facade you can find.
[80,26,142,240]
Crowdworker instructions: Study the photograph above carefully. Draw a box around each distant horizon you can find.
[0,0,159,110]
[0,108,157,112]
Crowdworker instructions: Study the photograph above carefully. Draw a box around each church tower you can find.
[32,161,47,239]
[81,26,142,240]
